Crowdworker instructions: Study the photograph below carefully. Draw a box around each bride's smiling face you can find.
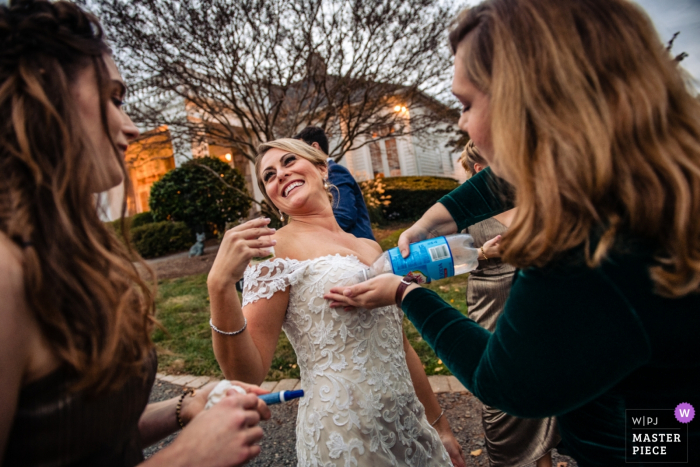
[260,148,329,215]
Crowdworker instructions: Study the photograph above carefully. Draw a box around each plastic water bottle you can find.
[354,234,480,284]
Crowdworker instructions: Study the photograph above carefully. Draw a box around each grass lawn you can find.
[153,272,469,381]
[153,222,470,380]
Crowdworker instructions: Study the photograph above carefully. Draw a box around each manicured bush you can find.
[106,211,155,238]
[360,176,392,225]
[130,221,193,259]
[381,176,459,221]
[130,211,155,229]
[149,157,252,236]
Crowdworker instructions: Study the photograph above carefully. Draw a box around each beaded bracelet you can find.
[176,388,195,428]
[480,246,489,261]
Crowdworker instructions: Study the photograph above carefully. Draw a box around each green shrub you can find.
[131,221,193,259]
[381,176,459,221]
[360,176,392,224]
[106,211,155,238]
[130,211,155,229]
[149,157,252,236]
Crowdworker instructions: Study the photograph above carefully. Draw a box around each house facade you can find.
[99,90,463,221]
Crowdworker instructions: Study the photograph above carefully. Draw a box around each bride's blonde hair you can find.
[450,0,700,297]
[256,138,335,218]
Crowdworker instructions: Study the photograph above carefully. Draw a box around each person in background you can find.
[459,141,560,467]
[294,126,375,240]
[0,1,270,465]
[325,0,700,465]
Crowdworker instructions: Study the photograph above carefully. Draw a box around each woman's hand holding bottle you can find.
[397,203,458,258]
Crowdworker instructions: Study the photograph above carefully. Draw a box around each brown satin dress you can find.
[467,218,560,467]
[2,351,157,467]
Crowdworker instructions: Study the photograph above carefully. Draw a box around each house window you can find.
[385,138,401,176]
[369,140,384,177]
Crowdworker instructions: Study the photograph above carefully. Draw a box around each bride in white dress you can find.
[207,139,465,467]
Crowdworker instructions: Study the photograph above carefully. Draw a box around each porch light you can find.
[394,105,401,111]
[225,153,232,161]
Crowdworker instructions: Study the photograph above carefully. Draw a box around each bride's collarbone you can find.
[276,233,378,265]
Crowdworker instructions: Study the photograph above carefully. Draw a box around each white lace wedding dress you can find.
[243,254,452,467]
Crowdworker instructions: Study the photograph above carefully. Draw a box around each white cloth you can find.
[204,380,246,410]
[243,255,451,467]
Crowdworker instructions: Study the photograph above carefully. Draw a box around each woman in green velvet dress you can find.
[459,141,560,467]
[325,1,700,466]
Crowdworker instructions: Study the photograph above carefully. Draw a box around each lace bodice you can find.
[243,255,451,467]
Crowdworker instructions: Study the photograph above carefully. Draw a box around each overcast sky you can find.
[633,0,700,85]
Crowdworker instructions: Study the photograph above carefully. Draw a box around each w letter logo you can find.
[674,403,695,423]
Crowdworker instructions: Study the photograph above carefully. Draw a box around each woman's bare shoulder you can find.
[269,225,298,259]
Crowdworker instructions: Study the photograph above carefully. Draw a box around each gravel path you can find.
[145,380,577,467]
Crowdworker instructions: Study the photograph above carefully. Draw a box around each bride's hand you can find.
[208,218,277,287]
[439,430,466,467]
[325,274,412,310]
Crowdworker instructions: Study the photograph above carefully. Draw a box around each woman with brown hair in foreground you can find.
[326,0,700,465]
[0,1,269,465]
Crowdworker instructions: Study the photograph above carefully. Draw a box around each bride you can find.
[207,138,465,466]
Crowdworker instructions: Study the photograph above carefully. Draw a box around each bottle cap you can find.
[283,389,304,401]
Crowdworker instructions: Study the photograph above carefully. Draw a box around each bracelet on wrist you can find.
[431,408,446,427]
[209,317,247,336]
[176,388,196,428]
[395,275,420,308]
[480,246,488,261]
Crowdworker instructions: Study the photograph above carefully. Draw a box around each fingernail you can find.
[272,240,277,244]
[270,228,276,232]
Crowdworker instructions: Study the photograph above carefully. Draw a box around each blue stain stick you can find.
[258,389,304,405]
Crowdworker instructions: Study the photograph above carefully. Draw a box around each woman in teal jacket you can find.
[325,0,700,465]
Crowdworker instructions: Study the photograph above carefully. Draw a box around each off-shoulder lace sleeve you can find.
[242,258,304,306]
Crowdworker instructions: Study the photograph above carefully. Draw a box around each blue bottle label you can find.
[387,237,455,283]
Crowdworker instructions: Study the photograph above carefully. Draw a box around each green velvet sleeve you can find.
[438,166,515,231]
[401,265,652,418]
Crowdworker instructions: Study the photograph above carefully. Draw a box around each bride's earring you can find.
[279,212,285,223]
[323,179,329,190]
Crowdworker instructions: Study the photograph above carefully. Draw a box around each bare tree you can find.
[97,0,462,164]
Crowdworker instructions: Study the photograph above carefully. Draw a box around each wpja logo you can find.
[625,403,694,463]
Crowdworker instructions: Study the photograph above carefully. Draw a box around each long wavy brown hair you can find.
[450,0,700,297]
[0,0,155,392]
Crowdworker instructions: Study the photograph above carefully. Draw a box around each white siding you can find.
[397,135,418,176]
